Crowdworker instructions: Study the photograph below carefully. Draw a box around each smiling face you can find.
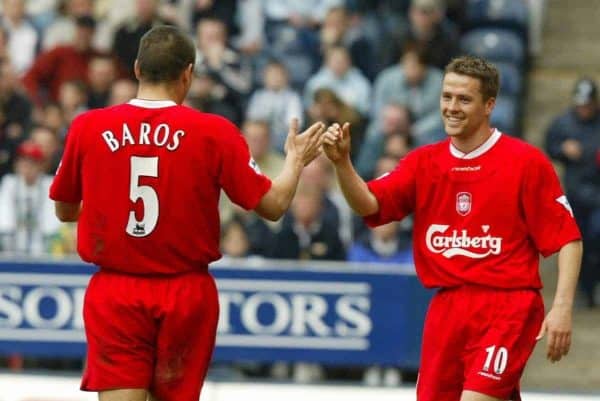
[440,72,495,139]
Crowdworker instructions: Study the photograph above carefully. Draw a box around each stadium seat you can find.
[495,62,523,96]
[460,28,526,67]
[465,0,529,41]
[491,96,518,135]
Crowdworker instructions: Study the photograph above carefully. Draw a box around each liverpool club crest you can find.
[456,192,472,216]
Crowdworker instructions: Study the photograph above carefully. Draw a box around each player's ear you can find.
[133,59,142,81]
[485,96,496,117]
[182,63,194,87]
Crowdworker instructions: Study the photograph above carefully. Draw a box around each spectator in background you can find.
[0,0,38,75]
[304,46,371,116]
[29,125,60,174]
[108,78,137,106]
[272,183,345,261]
[221,215,251,258]
[57,80,87,124]
[42,0,93,50]
[356,102,413,179]
[319,6,376,81]
[187,71,239,123]
[385,0,459,70]
[246,60,304,153]
[0,140,59,254]
[0,26,8,60]
[23,15,101,105]
[194,17,252,119]
[372,40,443,145]
[112,0,166,78]
[86,54,117,109]
[307,88,365,160]
[0,59,31,178]
[546,77,600,308]
[347,220,413,264]
[39,102,66,137]
[243,120,285,179]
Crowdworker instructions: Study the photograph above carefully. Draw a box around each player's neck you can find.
[136,83,183,104]
[450,126,494,154]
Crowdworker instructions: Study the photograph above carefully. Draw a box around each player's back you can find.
[61,100,270,274]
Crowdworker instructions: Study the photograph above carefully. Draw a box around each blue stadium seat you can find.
[465,0,529,39]
[460,28,526,67]
[491,96,518,134]
[495,62,523,96]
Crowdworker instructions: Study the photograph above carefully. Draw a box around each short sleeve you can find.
[218,120,272,210]
[49,115,86,203]
[522,150,581,257]
[364,150,419,227]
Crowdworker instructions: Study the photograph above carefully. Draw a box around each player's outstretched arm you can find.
[55,201,81,222]
[536,239,582,363]
[254,119,325,221]
[323,122,379,216]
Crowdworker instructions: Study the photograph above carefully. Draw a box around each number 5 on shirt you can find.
[126,156,159,237]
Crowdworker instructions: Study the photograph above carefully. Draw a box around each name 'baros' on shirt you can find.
[101,123,186,152]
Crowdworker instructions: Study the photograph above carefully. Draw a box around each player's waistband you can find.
[97,265,210,278]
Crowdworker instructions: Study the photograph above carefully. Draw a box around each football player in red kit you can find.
[322,56,582,401]
[50,26,325,401]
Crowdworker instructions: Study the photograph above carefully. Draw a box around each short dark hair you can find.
[444,56,499,101]
[136,25,195,83]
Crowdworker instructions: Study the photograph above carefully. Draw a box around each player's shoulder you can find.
[498,132,548,162]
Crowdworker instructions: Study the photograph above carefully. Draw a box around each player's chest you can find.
[415,162,522,224]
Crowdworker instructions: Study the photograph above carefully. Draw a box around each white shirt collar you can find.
[449,129,502,159]
[128,99,177,108]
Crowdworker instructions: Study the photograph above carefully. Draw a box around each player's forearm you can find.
[255,156,303,221]
[552,240,583,308]
[333,156,379,216]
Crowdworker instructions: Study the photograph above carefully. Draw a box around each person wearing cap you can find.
[0,140,59,254]
[22,15,105,105]
[546,77,600,308]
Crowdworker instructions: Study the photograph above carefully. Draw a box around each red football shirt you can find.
[365,129,581,289]
[50,99,272,274]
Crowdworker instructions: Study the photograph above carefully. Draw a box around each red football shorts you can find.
[417,285,544,401]
[81,269,219,401]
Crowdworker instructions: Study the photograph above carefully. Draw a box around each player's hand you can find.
[322,122,351,164]
[536,304,573,363]
[285,118,325,167]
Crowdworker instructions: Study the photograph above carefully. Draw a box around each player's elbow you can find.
[55,202,81,222]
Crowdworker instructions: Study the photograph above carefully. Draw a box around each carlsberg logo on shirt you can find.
[426,224,502,258]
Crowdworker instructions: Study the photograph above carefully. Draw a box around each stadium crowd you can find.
[0,0,597,305]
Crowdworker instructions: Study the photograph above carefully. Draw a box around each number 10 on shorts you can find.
[483,345,508,375]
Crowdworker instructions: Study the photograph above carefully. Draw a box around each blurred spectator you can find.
[0,140,59,254]
[271,183,345,261]
[86,54,117,109]
[304,46,371,116]
[243,120,285,178]
[385,0,459,70]
[347,221,412,264]
[194,17,252,119]
[39,102,66,137]
[0,59,31,177]
[1,0,38,74]
[301,154,353,248]
[372,40,443,145]
[108,78,137,106]
[58,80,87,123]
[319,6,376,81]
[42,0,93,50]
[357,102,413,179]
[22,0,58,32]
[112,0,167,79]
[232,0,264,56]
[187,71,239,123]
[180,0,238,39]
[546,77,600,308]
[384,132,412,160]
[23,15,101,105]
[246,60,303,153]
[307,87,365,159]
[29,125,60,173]
[0,26,8,60]
[221,215,251,258]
